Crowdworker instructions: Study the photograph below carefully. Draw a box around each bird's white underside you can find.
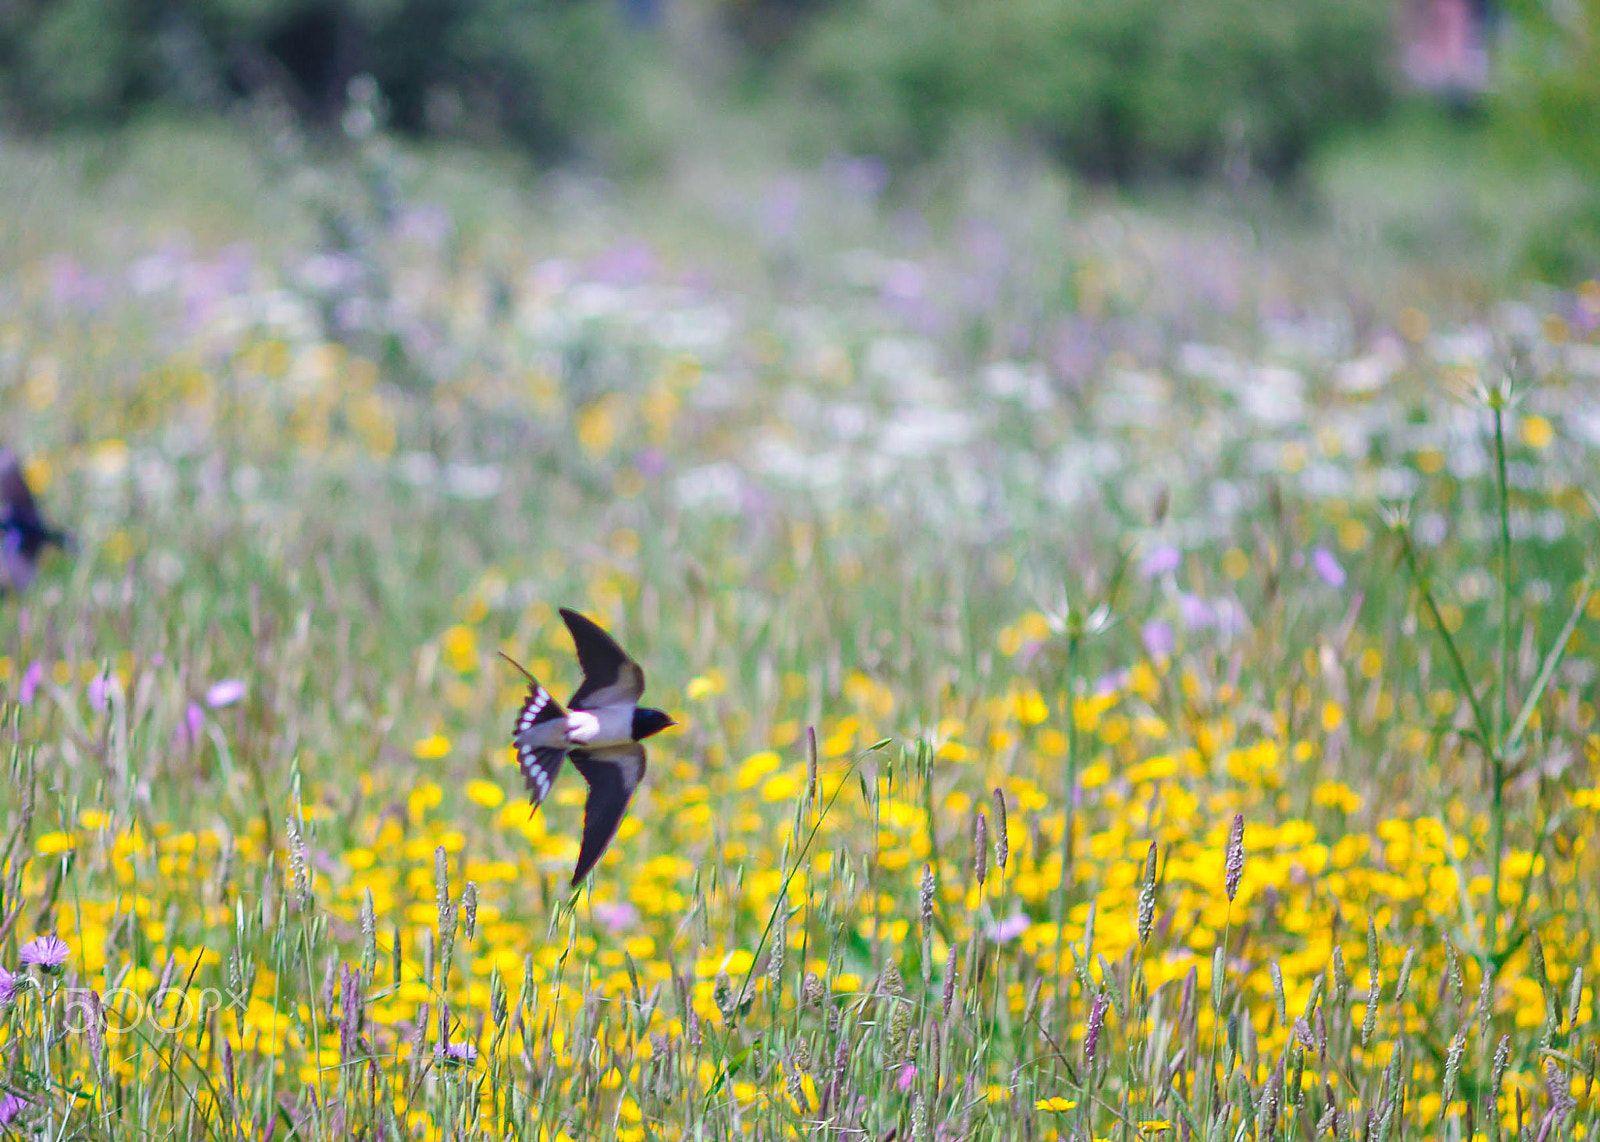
[565,710,601,743]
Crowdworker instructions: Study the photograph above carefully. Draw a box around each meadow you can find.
[2,120,1599,1141]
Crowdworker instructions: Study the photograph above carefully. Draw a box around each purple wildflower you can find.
[896,1063,918,1091]
[205,679,247,709]
[592,901,639,934]
[0,1092,29,1128]
[986,914,1031,943]
[19,660,44,705]
[0,964,17,1003]
[1140,544,1182,579]
[1094,669,1130,695]
[1141,619,1175,659]
[184,701,205,748]
[436,1041,479,1067]
[19,934,70,973]
[1177,593,1214,630]
[1310,546,1347,588]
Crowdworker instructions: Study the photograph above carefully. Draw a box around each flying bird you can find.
[501,608,676,886]
[1,448,70,595]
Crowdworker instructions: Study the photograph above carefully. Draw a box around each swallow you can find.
[500,607,677,886]
[1,447,71,595]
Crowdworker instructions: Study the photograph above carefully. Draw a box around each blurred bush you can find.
[793,0,1394,179]
[1492,0,1600,277]
[0,0,630,155]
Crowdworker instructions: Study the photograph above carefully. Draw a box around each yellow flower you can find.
[36,831,75,855]
[686,670,726,700]
[1520,414,1554,450]
[466,780,505,808]
[735,751,780,790]
[414,734,451,760]
[761,771,803,803]
[1036,1097,1078,1112]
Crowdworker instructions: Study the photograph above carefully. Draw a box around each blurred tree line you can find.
[0,0,1596,189]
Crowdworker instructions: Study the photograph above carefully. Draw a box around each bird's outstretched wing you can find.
[502,652,569,809]
[567,743,647,884]
[561,608,646,710]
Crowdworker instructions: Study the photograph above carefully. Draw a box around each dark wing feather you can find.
[518,744,568,809]
[0,449,40,527]
[567,743,647,884]
[561,608,646,709]
[503,652,570,808]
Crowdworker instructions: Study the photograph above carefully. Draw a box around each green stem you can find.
[1395,528,1493,747]
[1053,630,1082,998]
[1492,401,1512,755]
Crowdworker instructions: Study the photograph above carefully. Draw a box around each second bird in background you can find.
[1,447,71,595]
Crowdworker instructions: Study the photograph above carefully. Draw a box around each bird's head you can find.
[631,707,678,741]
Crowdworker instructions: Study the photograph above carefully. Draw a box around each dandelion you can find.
[19,934,70,974]
[1036,1096,1078,1112]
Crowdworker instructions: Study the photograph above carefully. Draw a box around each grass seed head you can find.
[1137,841,1158,945]
[992,788,1009,871]
[1224,813,1245,903]
[1395,946,1416,1004]
[461,882,478,942]
[1443,1027,1466,1108]
[1085,993,1108,1067]
[974,810,988,888]
[942,945,958,1017]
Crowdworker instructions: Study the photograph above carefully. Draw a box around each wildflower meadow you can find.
[2,125,1599,1142]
